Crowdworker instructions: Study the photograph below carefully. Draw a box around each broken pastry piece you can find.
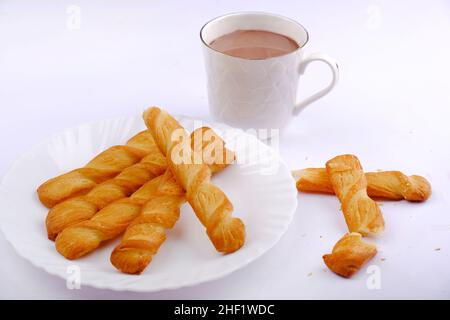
[326,155,385,236]
[292,168,431,202]
[323,232,377,278]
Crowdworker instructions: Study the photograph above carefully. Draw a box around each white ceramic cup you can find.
[200,12,339,134]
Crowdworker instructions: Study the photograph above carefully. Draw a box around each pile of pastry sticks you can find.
[38,107,245,274]
[293,155,431,278]
[37,106,432,279]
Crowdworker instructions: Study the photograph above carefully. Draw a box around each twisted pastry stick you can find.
[144,106,245,253]
[37,131,157,208]
[46,150,167,240]
[326,155,385,236]
[292,168,431,202]
[110,170,185,274]
[111,128,236,274]
[323,232,377,278]
[55,127,235,260]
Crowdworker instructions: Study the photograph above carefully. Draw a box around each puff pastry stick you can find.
[293,168,431,202]
[326,155,385,236]
[55,128,234,260]
[110,170,185,274]
[144,106,245,253]
[37,131,157,208]
[323,232,377,278]
[110,128,236,274]
[46,150,167,240]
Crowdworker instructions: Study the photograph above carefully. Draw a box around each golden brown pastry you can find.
[292,168,334,194]
[144,106,245,253]
[46,126,234,241]
[37,131,157,208]
[293,168,431,202]
[46,151,167,240]
[365,171,431,201]
[55,176,163,259]
[110,127,236,274]
[323,232,377,278]
[326,155,385,236]
[55,127,235,260]
[110,170,185,274]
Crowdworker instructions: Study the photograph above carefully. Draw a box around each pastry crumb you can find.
[380,258,386,262]
[435,248,441,251]
[307,272,313,277]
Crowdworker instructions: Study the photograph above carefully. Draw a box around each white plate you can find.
[0,115,297,292]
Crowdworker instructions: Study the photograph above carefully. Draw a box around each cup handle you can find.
[293,53,339,116]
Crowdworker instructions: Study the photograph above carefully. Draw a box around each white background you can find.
[1,0,450,299]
